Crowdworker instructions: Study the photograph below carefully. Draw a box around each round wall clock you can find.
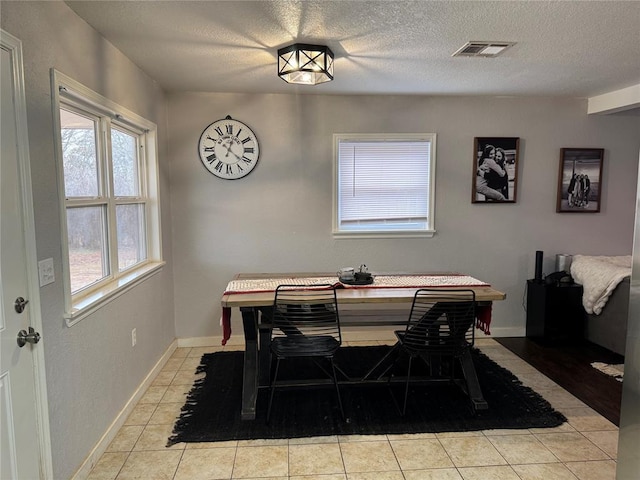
[198,115,260,179]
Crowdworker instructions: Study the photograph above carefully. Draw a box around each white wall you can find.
[169,92,640,340]
[1,2,175,479]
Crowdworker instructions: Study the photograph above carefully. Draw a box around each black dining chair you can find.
[266,284,345,423]
[388,288,478,416]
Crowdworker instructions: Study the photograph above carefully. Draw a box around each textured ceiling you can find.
[65,0,640,97]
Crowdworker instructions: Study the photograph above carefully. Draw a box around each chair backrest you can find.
[272,284,341,343]
[401,288,476,354]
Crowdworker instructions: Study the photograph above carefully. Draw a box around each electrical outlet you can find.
[131,328,137,347]
[38,258,55,286]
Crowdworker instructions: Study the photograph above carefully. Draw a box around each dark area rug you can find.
[168,345,566,445]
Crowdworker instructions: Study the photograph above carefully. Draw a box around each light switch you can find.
[38,258,55,286]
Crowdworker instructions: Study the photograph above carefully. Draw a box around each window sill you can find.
[333,230,435,239]
[64,261,165,327]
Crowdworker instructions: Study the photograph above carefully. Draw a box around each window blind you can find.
[337,138,432,232]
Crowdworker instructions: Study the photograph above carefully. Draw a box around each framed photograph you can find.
[556,148,604,213]
[472,137,519,203]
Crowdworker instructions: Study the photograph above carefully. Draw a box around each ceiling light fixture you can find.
[277,43,334,85]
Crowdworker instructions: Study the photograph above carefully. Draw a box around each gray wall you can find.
[169,92,640,339]
[1,2,175,479]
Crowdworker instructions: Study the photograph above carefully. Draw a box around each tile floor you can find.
[87,339,619,480]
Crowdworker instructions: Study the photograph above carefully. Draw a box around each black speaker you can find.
[535,251,543,281]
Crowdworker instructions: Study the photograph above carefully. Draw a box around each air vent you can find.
[453,42,515,58]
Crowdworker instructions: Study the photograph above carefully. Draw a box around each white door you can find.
[1,30,50,480]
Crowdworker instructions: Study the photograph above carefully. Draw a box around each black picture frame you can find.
[472,137,519,203]
[556,148,604,213]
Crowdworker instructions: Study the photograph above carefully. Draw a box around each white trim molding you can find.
[588,84,640,115]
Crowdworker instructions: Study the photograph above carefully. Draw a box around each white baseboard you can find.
[488,327,526,337]
[71,340,178,480]
[177,335,245,348]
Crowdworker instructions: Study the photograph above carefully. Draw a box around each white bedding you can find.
[570,255,631,314]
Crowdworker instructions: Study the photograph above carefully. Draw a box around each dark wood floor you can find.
[495,337,624,426]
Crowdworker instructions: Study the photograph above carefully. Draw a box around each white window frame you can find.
[333,133,437,238]
[51,70,164,326]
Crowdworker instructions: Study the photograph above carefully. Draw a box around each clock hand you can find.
[221,140,243,161]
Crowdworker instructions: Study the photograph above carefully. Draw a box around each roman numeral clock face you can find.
[198,117,260,179]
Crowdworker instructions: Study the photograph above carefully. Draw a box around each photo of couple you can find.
[472,137,519,203]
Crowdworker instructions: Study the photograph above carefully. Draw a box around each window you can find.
[53,70,163,325]
[333,133,436,237]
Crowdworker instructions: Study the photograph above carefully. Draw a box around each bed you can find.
[570,255,631,356]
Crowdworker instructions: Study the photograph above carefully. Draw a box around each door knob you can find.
[14,297,29,313]
[17,327,41,348]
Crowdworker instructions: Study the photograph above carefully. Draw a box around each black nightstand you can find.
[526,280,585,343]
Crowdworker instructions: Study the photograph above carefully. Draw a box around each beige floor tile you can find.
[87,452,129,480]
[481,428,531,436]
[106,426,144,453]
[173,447,236,480]
[537,388,587,410]
[163,357,187,371]
[403,469,463,480]
[340,440,400,473]
[148,402,183,425]
[528,422,576,434]
[516,373,560,390]
[171,369,205,385]
[564,407,618,432]
[188,346,221,357]
[338,434,389,442]
[386,432,437,440]
[289,443,345,476]
[511,462,579,480]
[347,473,405,480]
[123,403,157,426]
[139,385,168,404]
[180,356,207,371]
[237,438,289,447]
[457,465,521,479]
[238,478,287,480]
[290,475,346,480]
[160,384,192,403]
[435,431,483,439]
[390,438,454,470]
[185,439,238,449]
[222,344,245,351]
[581,430,618,458]
[438,436,508,467]
[486,434,558,464]
[534,432,609,462]
[133,424,184,451]
[289,435,339,445]
[115,450,181,480]
[232,445,289,478]
[565,460,617,480]
[171,347,191,359]
[152,370,177,386]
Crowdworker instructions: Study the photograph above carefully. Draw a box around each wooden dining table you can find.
[220,272,507,420]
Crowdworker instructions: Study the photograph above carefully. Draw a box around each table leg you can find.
[240,307,259,420]
[258,320,271,387]
[459,349,489,411]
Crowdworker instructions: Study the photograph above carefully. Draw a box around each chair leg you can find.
[266,357,281,424]
[329,358,345,421]
[401,355,413,416]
